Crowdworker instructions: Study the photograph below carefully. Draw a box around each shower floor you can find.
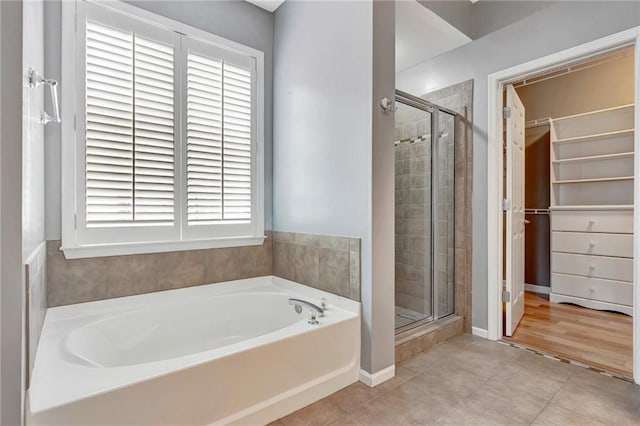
[395,306,430,329]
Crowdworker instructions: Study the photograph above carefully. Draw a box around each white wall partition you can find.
[273,1,396,378]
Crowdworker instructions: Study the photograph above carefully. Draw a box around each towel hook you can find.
[28,68,61,125]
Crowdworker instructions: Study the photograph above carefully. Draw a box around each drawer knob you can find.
[588,219,595,225]
[589,264,596,270]
[589,287,596,292]
[589,241,596,248]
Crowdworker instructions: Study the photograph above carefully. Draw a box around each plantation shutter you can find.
[186,49,253,225]
[85,20,175,227]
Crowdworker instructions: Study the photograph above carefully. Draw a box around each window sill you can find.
[60,236,267,259]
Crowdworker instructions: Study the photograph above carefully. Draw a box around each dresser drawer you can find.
[552,273,632,306]
[552,232,633,258]
[551,210,633,234]
[552,252,633,282]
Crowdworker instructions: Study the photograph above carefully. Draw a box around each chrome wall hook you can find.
[379,97,396,113]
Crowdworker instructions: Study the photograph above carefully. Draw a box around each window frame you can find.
[61,0,265,259]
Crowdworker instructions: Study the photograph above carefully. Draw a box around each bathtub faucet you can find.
[288,298,325,325]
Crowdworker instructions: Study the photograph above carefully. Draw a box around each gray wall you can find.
[371,0,396,373]
[23,0,46,264]
[396,1,640,330]
[273,1,397,374]
[44,0,274,239]
[1,1,24,423]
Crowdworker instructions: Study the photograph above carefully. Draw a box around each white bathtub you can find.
[27,276,361,425]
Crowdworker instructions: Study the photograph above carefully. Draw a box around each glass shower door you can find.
[433,110,456,319]
[394,92,457,332]
[394,101,433,329]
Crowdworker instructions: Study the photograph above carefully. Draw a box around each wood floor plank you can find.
[506,292,632,376]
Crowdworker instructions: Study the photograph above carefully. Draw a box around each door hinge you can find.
[74,214,77,229]
[502,199,511,211]
[73,115,77,131]
[503,106,511,119]
[502,290,511,303]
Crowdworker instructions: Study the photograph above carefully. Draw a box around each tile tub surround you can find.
[46,236,272,307]
[271,231,361,301]
[26,242,47,388]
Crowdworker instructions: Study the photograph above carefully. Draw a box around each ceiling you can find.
[396,0,472,73]
[245,0,472,73]
[245,0,285,12]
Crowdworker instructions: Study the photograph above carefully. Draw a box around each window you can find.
[61,1,264,258]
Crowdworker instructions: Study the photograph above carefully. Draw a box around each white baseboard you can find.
[471,326,488,339]
[525,283,550,295]
[359,365,395,387]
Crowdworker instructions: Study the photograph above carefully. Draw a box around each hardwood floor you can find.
[505,291,633,377]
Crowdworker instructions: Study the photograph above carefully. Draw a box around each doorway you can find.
[487,28,640,383]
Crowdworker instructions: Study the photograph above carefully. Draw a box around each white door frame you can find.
[486,26,640,383]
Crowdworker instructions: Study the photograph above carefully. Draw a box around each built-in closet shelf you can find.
[549,102,635,316]
[552,176,634,185]
[552,152,634,164]
[552,129,634,145]
[550,205,634,211]
[551,104,634,140]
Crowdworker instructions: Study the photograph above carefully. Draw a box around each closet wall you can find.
[514,47,634,290]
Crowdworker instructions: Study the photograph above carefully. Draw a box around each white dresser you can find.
[549,105,634,316]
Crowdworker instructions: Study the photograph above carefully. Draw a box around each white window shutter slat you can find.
[186,53,253,225]
[222,63,252,221]
[186,53,224,224]
[85,21,175,227]
[86,21,134,225]
[133,35,175,223]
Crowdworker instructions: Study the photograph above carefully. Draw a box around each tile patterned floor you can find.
[270,334,640,425]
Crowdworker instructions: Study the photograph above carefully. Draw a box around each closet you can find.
[504,45,635,377]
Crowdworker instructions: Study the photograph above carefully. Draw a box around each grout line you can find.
[528,378,565,426]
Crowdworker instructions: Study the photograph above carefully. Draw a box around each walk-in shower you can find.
[394,90,457,332]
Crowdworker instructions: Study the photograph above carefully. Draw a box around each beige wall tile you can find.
[319,248,350,298]
[349,250,361,301]
[47,239,272,307]
[294,244,320,287]
[273,241,295,281]
[319,235,350,252]
[294,233,320,247]
[105,253,159,299]
[154,250,205,290]
[272,232,361,302]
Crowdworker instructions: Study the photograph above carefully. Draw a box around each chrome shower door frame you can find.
[394,90,458,334]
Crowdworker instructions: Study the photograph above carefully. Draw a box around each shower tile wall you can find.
[395,105,432,318]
